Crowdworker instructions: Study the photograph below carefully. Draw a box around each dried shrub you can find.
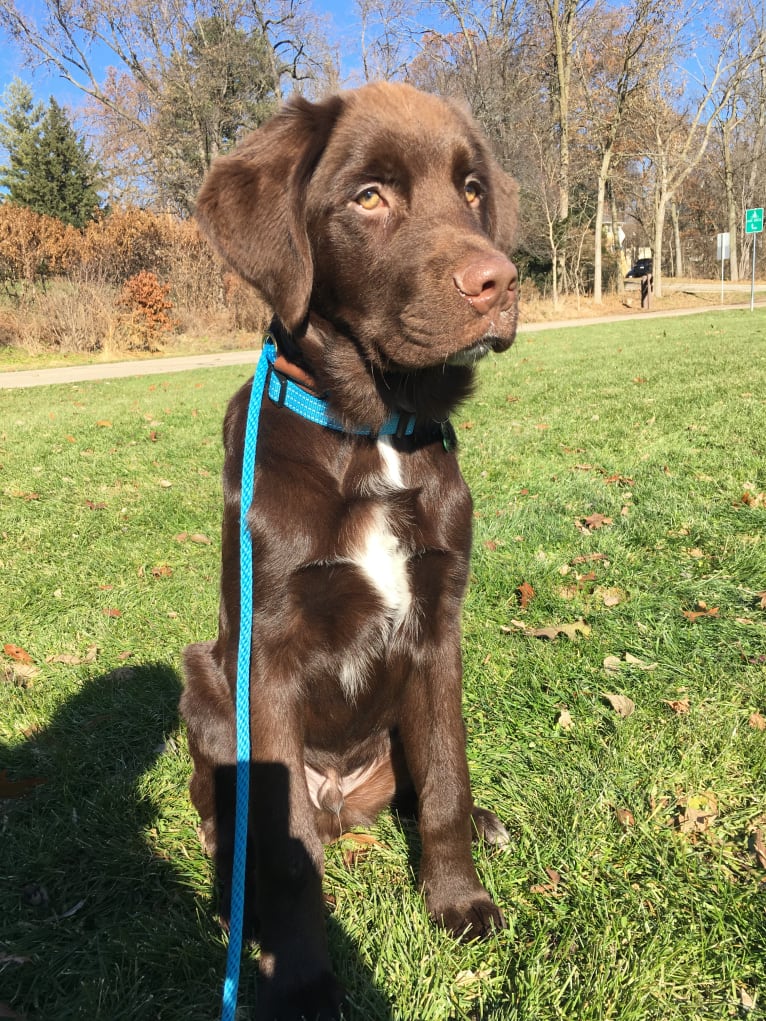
[22,281,120,353]
[0,204,80,284]
[117,270,178,350]
[79,208,177,284]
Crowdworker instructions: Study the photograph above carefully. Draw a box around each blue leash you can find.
[219,338,417,1019]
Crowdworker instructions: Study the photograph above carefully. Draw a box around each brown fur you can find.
[181,81,519,1021]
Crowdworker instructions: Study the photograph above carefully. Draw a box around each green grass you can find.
[1,311,765,1020]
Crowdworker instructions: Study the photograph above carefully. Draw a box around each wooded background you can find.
[1,0,765,350]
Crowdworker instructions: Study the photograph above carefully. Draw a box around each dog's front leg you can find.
[249,695,344,1021]
[398,641,505,940]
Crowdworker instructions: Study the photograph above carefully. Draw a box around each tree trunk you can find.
[670,200,683,277]
[593,150,610,303]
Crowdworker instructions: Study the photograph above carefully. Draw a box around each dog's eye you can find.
[464,180,481,205]
[356,187,383,210]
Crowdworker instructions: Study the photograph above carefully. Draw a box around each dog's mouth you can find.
[445,316,518,366]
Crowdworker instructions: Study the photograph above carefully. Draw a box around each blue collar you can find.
[261,338,417,439]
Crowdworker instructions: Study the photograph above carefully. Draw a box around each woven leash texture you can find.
[221,343,272,1021]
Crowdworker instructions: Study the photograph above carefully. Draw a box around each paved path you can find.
[0,301,763,390]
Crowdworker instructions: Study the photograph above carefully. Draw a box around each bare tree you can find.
[0,0,327,210]
[574,0,674,302]
[641,0,763,296]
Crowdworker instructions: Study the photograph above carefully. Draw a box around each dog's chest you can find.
[350,439,412,623]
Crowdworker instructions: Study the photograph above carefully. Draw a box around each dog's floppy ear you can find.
[488,167,519,257]
[195,95,344,331]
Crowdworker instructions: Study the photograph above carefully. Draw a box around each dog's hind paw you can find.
[471,805,510,847]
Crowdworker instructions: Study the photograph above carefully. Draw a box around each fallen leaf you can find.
[571,553,610,565]
[174,532,212,544]
[483,540,498,551]
[682,604,719,621]
[103,608,122,618]
[517,581,535,608]
[623,653,657,671]
[0,1003,25,1019]
[2,662,40,686]
[603,656,623,675]
[748,712,766,731]
[151,564,173,578]
[751,826,766,869]
[676,792,717,834]
[597,586,624,607]
[84,500,107,510]
[740,987,757,1013]
[158,479,173,488]
[3,644,33,664]
[0,953,31,966]
[530,867,562,895]
[576,513,613,533]
[503,619,590,641]
[741,490,766,508]
[602,692,636,718]
[96,419,112,428]
[756,592,766,610]
[557,708,574,730]
[46,644,98,666]
[664,698,691,714]
[0,769,46,798]
[615,807,635,827]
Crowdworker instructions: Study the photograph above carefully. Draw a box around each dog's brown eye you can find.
[464,181,481,205]
[357,188,382,210]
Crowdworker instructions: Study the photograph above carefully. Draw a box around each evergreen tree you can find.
[0,78,44,198]
[0,88,101,227]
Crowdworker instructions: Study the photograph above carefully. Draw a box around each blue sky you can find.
[0,0,369,114]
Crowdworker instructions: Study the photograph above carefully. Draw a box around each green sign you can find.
[746,207,764,233]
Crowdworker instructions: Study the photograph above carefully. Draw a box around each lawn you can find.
[1,310,765,1020]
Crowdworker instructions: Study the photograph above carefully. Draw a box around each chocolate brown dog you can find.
[180,81,519,1021]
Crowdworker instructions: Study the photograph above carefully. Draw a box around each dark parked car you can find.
[626,258,653,278]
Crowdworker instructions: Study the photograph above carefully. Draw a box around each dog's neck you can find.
[269,315,475,433]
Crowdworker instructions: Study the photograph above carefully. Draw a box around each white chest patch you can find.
[339,439,413,700]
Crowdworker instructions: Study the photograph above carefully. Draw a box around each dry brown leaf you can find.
[750,827,766,869]
[530,867,562,895]
[47,644,98,666]
[557,708,574,731]
[2,662,40,686]
[0,1003,25,1019]
[602,692,636,718]
[571,553,610,565]
[623,653,657,670]
[517,581,535,608]
[603,656,623,676]
[664,698,691,714]
[504,618,591,641]
[682,604,719,621]
[3,644,33,664]
[103,608,122,618]
[151,564,173,578]
[0,769,46,798]
[676,792,718,834]
[748,712,766,731]
[576,513,614,533]
[615,807,635,828]
[597,586,624,607]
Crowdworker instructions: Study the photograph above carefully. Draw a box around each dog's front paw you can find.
[256,968,345,1021]
[430,892,506,941]
[471,805,510,847]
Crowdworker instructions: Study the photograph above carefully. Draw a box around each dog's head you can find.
[196,82,518,375]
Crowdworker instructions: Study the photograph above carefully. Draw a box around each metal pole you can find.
[752,233,757,312]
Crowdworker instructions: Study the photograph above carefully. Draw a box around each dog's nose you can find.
[454,252,517,315]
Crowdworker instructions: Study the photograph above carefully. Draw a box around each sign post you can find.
[717,232,730,305]
[745,207,763,311]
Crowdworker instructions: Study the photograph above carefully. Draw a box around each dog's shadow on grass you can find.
[1,662,394,1020]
